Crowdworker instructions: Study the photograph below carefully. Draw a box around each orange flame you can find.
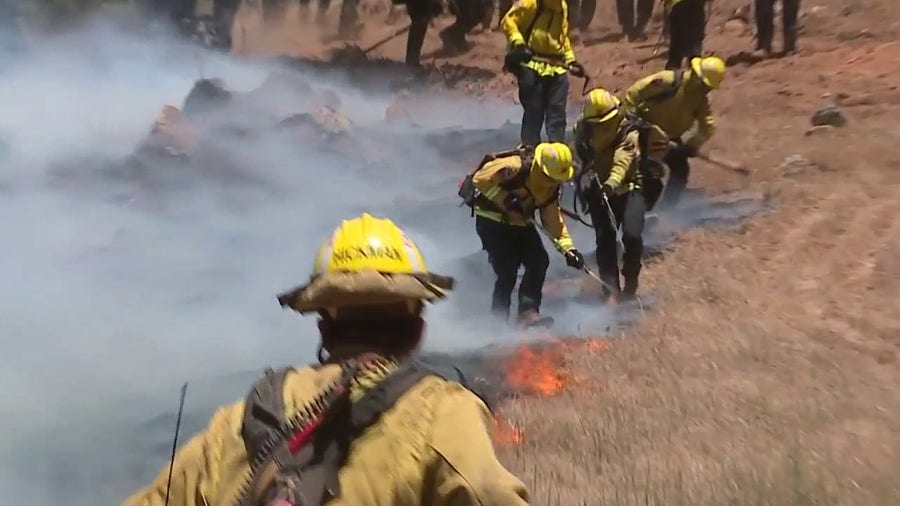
[492,416,524,446]
[503,345,567,396]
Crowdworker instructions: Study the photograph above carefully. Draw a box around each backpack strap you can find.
[520,0,545,48]
[241,366,294,457]
[646,70,684,103]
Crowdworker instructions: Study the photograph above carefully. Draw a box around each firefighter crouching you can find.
[502,0,586,146]
[120,213,530,506]
[574,89,670,301]
[460,142,584,328]
[623,56,725,210]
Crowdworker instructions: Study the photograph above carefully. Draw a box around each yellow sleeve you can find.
[539,198,574,251]
[624,71,675,113]
[472,157,521,210]
[501,0,536,47]
[561,2,575,63]
[426,385,531,506]
[604,130,638,190]
[685,95,715,149]
[120,403,241,506]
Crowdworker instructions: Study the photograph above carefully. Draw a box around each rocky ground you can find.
[228,0,900,502]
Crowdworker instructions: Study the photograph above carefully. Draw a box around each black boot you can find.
[621,275,638,302]
[783,25,798,55]
[599,271,621,303]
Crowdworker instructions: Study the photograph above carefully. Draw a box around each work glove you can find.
[565,249,585,270]
[507,44,533,67]
[503,193,525,215]
[672,141,698,158]
[567,61,587,78]
[600,182,615,197]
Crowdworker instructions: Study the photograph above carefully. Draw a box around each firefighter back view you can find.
[119,213,530,506]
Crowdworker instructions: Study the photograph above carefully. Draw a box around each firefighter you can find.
[663,0,707,70]
[502,0,586,146]
[466,142,584,327]
[617,0,654,41]
[754,0,800,57]
[120,213,530,506]
[624,56,725,210]
[573,89,670,301]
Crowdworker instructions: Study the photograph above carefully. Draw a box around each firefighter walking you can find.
[120,213,530,506]
[624,56,725,210]
[664,0,707,69]
[501,0,586,146]
[573,89,670,301]
[461,142,584,327]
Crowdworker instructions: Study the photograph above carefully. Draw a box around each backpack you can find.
[645,70,684,103]
[572,114,665,213]
[237,359,487,506]
[457,145,542,217]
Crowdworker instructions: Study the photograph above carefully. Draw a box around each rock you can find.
[311,106,352,134]
[182,78,233,118]
[723,18,748,36]
[778,155,819,176]
[811,105,847,127]
[805,125,835,136]
[729,5,751,23]
[807,5,827,17]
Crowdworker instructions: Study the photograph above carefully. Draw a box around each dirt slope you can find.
[232,1,900,502]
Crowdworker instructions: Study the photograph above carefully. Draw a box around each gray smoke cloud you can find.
[0,11,627,505]
[0,9,767,505]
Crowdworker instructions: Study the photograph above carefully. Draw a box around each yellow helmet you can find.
[582,88,622,123]
[313,213,427,275]
[277,213,454,314]
[690,56,726,90]
[534,142,575,182]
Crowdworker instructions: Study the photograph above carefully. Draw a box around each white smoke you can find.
[0,10,620,505]
[0,8,758,505]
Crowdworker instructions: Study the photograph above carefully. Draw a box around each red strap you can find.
[287,416,324,453]
[286,385,348,453]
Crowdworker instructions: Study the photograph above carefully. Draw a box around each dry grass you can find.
[493,12,900,502]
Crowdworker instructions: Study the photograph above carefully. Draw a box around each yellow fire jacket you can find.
[623,69,716,151]
[120,360,530,506]
[472,154,575,252]
[502,0,575,76]
[574,119,669,195]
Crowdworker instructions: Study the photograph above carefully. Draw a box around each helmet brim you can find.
[277,270,455,314]
[691,58,720,89]
[542,164,576,182]
[582,107,621,123]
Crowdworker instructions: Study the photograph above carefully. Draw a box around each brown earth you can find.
[231,1,900,503]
